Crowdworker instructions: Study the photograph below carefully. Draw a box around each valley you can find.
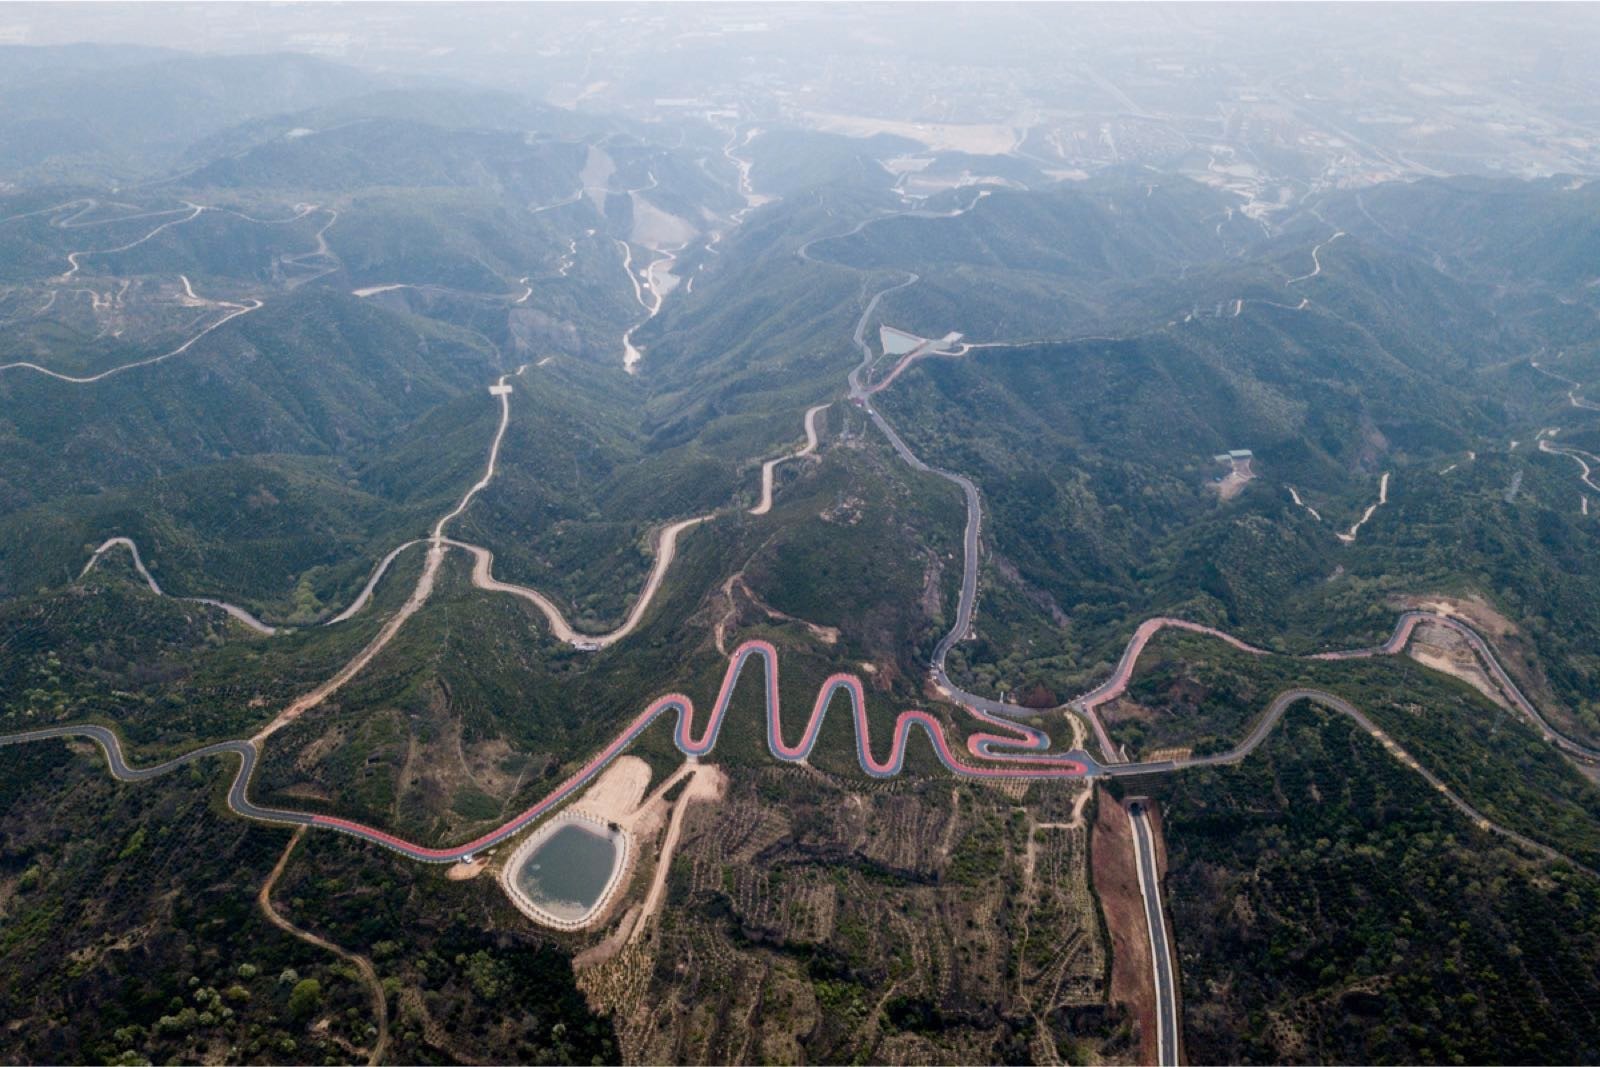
[3,10,1600,1065]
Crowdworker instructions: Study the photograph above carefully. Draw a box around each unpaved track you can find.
[1529,355,1600,413]
[352,279,527,302]
[1541,439,1600,492]
[806,213,1600,1063]
[1287,485,1323,521]
[445,513,710,650]
[1110,686,1599,876]
[722,126,775,225]
[750,404,828,515]
[60,202,206,280]
[0,289,260,383]
[1286,230,1345,285]
[1336,471,1390,542]
[254,539,447,742]
[3,201,334,381]
[81,535,423,632]
[1077,611,1600,770]
[0,637,1091,865]
[860,338,967,396]
[254,368,526,742]
[5,177,1591,1067]
[5,173,1594,942]
[81,537,277,634]
[629,764,726,944]
[260,828,389,1066]
[617,239,679,373]
[279,206,340,287]
[54,200,196,230]
[324,540,425,624]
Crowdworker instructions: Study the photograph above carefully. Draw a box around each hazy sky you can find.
[5,2,1599,182]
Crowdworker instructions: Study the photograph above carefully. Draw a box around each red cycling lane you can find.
[308,639,1090,862]
[9,610,1573,862]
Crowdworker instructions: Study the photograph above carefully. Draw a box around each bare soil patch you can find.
[1102,696,1158,725]
[1407,621,1513,712]
[1091,789,1156,1066]
[801,110,1020,154]
[572,755,653,824]
[630,762,728,944]
[445,858,487,881]
[1406,592,1515,638]
[1212,457,1255,500]
[1400,593,1570,728]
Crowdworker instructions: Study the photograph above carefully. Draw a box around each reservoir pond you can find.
[512,821,623,922]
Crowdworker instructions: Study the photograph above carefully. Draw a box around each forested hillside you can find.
[3,25,1600,1067]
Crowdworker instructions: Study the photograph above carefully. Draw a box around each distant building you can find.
[1228,449,1254,460]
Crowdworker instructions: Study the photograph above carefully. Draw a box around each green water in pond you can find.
[514,822,620,920]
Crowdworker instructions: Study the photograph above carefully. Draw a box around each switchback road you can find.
[6,605,1590,868]
[8,177,1596,1067]
[0,639,1089,863]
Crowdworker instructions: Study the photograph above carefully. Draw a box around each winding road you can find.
[1072,610,1600,770]
[443,518,708,652]
[0,639,1087,863]
[834,266,1031,723]
[0,287,260,383]
[750,403,829,516]
[252,368,531,742]
[618,238,679,373]
[323,540,425,625]
[259,828,390,1066]
[59,201,206,281]
[80,537,277,634]
[1286,230,1345,285]
[7,246,1597,1044]
[4,607,1590,871]
[1541,439,1600,494]
[1336,471,1391,543]
[795,207,1598,1061]
[2,200,337,383]
[1530,354,1600,413]
[7,171,1600,1065]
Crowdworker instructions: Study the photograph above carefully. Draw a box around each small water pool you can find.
[507,818,626,926]
[880,325,923,355]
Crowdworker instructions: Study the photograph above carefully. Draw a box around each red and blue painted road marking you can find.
[311,639,1091,861]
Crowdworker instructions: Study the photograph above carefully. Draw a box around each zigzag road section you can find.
[7,178,1600,1065]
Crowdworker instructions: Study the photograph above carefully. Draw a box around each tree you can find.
[287,978,323,1021]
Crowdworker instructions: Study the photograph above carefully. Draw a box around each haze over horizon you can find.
[2,5,1600,1066]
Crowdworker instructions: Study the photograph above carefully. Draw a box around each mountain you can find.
[0,49,390,180]
[3,29,1600,1067]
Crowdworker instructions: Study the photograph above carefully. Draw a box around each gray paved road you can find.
[843,270,1070,729]
[1129,801,1179,1067]
[1108,687,1597,875]
[7,190,1598,1062]
[0,725,312,828]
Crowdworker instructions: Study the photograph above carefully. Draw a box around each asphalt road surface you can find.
[1129,800,1179,1067]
